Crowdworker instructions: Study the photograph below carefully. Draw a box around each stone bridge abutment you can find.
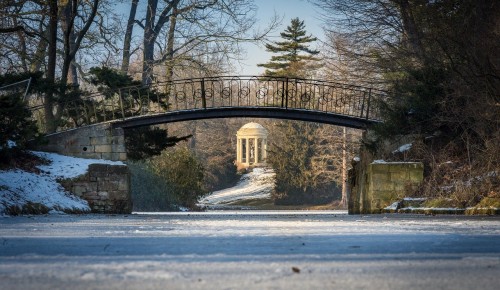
[33,123,131,214]
[36,123,127,161]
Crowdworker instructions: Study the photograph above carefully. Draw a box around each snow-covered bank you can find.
[0,151,123,215]
[198,167,275,208]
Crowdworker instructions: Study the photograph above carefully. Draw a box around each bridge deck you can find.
[113,107,380,129]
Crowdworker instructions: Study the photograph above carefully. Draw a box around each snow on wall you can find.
[0,152,124,215]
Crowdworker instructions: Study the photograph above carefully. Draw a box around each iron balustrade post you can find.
[360,91,366,119]
[118,89,126,119]
[110,94,116,120]
[366,88,372,119]
[92,101,98,123]
[201,78,207,109]
[281,78,285,108]
[285,77,289,109]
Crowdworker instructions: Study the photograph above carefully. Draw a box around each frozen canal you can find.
[1,212,499,290]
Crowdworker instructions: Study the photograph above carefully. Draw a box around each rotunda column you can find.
[264,138,267,161]
[236,138,241,163]
[255,138,260,164]
[245,138,250,165]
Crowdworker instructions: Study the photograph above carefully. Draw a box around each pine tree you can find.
[258,18,320,78]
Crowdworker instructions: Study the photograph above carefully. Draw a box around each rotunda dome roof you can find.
[237,122,268,136]
[241,122,265,129]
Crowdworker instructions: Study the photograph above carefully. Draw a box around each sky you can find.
[237,0,325,75]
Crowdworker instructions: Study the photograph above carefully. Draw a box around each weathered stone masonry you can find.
[35,123,127,161]
[348,157,424,214]
[33,123,132,214]
[61,164,132,214]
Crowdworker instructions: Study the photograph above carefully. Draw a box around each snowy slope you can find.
[198,167,275,207]
[0,151,123,215]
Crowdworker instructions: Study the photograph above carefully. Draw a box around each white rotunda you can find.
[236,122,268,170]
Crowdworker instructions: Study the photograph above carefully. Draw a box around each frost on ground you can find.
[198,167,275,208]
[0,151,123,215]
[0,213,499,290]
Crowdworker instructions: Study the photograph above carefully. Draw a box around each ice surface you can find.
[0,213,499,290]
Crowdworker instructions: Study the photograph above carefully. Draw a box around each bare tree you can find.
[123,0,278,85]
[59,0,100,86]
[0,1,44,73]
[121,0,140,74]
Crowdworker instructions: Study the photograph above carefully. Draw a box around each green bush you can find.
[129,161,178,211]
[147,146,205,209]
[268,121,340,205]
[0,92,40,166]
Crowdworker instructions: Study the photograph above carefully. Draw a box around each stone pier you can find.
[349,159,424,214]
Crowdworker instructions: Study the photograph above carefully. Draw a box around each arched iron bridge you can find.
[30,76,386,131]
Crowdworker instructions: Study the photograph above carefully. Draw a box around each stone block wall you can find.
[348,149,424,214]
[61,164,132,214]
[366,162,424,212]
[34,123,127,161]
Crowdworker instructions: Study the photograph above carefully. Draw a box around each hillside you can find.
[198,167,275,209]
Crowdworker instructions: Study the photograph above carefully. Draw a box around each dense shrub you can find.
[147,146,206,209]
[129,161,178,211]
[0,93,40,167]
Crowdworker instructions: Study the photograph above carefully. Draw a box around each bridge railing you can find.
[28,76,385,132]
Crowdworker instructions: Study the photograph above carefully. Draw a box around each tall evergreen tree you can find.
[258,18,320,78]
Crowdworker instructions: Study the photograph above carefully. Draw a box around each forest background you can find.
[0,0,498,210]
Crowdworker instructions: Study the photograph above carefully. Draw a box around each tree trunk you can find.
[142,0,179,86]
[60,0,75,86]
[164,3,178,83]
[121,0,139,74]
[341,127,347,207]
[142,0,159,86]
[163,3,178,104]
[61,0,98,87]
[30,30,48,72]
[15,18,28,72]
[61,2,79,86]
[396,0,424,60]
[44,0,58,133]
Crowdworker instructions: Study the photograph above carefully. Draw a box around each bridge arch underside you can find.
[113,107,380,130]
